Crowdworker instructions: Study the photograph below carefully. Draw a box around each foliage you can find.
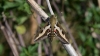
[0,44,4,55]
[20,44,38,56]
[0,0,100,56]
[65,0,100,56]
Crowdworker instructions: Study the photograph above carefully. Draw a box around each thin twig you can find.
[2,12,21,51]
[63,44,78,56]
[47,39,53,56]
[17,33,25,47]
[52,0,62,19]
[0,14,19,56]
[42,40,50,56]
[37,0,42,25]
[27,0,48,20]
[98,0,100,7]
[46,0,54,15]
[6,28,19,56]
[37,0,42,56]
[52,1,82,56]
[38,42,42,56]
[61,13,82,56]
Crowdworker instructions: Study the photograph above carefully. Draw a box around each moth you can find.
[34,15,69,44]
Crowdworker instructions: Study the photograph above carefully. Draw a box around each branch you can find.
[37,1,42,56]
[37,0,42,25]
[42,36,53,56]
[61,13,82,56]
[46,0,54,15]
[42,40,51,56]
[27,0,48,21]
[0,22,19,56]
[98,0,100,7]
[38,42,42,56]
[2,12,21,51]
[52,1,82,56]
[17,33,25,47]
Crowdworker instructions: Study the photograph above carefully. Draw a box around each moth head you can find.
[49,15,58,26]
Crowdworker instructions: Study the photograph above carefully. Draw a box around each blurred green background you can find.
[0,0,100,56]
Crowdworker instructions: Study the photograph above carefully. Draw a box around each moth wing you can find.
[54,23,69,44]
[34,24,50,42]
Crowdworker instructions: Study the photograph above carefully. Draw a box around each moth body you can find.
[34,15,69,44]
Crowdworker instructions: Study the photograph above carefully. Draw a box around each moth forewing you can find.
[54,23,69,44]
[34,24,51,42]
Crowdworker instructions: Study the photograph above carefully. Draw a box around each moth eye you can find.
[62,31,64,35]
[50,26,51,28]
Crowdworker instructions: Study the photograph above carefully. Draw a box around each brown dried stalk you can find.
[0,12,19,56]
[2,12,21,51]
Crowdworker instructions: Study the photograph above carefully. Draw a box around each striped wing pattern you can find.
[34,23,69,44]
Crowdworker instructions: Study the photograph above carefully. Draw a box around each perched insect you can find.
[34,15,69,44]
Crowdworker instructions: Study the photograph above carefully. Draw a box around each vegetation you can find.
[0,0,100,56]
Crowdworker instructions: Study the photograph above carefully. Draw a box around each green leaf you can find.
[0,44,4,54]
[3,1,19,10]
[94,48,99,56]
[94,15,100,22]
[20,52,27,56]
[32,53,38,56]
[28,44,38,54]
[93,24,100,28]
[15,25,26,34]
[15,0,24,4]
[86,36,95,48]
[79,45,86,56]
[78,32,86,42]
[94,29,100,34]
[23,3,31,14]
[85,11,92,23]
[16,16,27,24]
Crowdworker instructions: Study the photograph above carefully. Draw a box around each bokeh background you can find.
[0,0,100,56]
